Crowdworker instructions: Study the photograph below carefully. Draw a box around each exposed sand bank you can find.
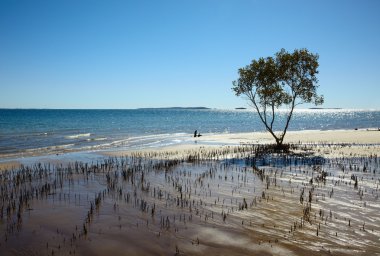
[202,129,380,144]
[1,129,379,168]
[104,129,380,158]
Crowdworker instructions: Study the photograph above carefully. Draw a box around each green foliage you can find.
[232,48,324,145]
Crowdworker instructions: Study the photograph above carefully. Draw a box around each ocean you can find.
[0,108,379,158]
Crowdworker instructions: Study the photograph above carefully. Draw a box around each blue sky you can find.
[1,0,379,109]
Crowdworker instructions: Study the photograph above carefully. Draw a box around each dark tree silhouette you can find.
[232,48,324,146]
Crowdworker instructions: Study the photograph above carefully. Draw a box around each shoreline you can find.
[1,129,380,170]
[94,128,380,159]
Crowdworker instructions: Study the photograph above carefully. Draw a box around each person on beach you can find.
[194,130,197,137]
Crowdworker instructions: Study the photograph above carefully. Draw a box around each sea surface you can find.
[0,108,379,158]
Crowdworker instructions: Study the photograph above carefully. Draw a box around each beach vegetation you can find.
[232,48,324,146]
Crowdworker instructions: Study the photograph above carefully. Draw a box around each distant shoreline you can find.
[308,107,342,110]
[2,107,380,111]
[137,107,211,110]
[0,107,212,110]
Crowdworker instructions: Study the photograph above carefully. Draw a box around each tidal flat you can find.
[0,144,379,255]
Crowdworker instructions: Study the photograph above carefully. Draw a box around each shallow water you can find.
[0,148,379,255]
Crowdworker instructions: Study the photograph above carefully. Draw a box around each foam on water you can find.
[65,133,91,139]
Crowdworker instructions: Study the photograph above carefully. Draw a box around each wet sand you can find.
[0,130,380,255]
[0,161,20,171]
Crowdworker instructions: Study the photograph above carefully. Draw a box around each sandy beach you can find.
[104,129,380,159]
[1,129,379,170]
[1,129,380,255]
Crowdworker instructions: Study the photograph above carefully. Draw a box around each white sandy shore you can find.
[200,129,380,144]
[105,129,380,158]
[1,129,380,170]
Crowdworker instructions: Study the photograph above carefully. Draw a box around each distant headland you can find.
[308,107,342,110]
[137,107,210,110]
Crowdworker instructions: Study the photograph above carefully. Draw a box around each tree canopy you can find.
[232,48,324,146]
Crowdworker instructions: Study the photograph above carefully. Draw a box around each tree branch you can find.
[280,94,297,144]
[270,103,275,130]
[246,92,280,143]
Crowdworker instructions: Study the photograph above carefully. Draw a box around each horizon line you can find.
[0,107,379,111]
